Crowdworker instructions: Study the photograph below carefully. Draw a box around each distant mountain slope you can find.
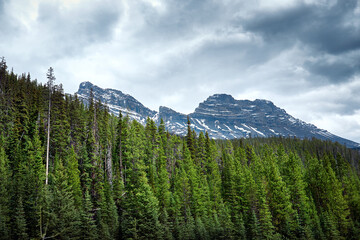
[75,82,360,148]
[76,81,157,124]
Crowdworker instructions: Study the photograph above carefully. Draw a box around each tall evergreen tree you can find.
[0,135,10,240]
[1,64,360,239]
[186,116,196,159]
[121,121,161,239]
[65,146,82,208]
[264,148,294,237]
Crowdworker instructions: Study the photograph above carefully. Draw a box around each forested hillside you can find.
[1,59,360,239]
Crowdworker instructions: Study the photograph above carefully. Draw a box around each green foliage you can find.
[13,196,28,240]
[1,64,360,239]
[39,165,81,239]
[121,121,161,239]
[0,136,10,239]
[80,190,98,239]
[65,146,82,208]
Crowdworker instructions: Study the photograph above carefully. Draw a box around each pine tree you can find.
[221,141,236,205]
[173,151,196,240]
[195,215,208,240]
[321,210,341,240]
[68,94,86,150]
[342,167,360,239]
[97,180,119,239]
[265,149,294,238]
[21,126,45,238]
[39,164,81,239]
[247,210,261,240]
[307,154,351,237]
[323,155,350,236]
[144,118,158,191]
[0,135,10,240]
[257,177,277,239]
[65,146,82,208]
[1,65,360,240]
[156,129,173,239]
[186,116,196,159]
[80,190,98,239]
[50,83,70,160]
[280,153,313,239]
[196,131,206,169]
[180,207,196,240]
[13,196,28,240]
[205,136,222,200]
[121,121,161,239]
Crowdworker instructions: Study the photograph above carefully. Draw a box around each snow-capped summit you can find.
[76,81,157,124]
[75,82,360,148]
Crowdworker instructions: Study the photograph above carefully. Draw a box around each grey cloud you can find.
[0,0,21,37]
[0,0,4,12]
[35,1,122,59]
[304,56,360,83]
[301,1,360,54]
[322,97,360,116]
[341,84,360,115]
[133,0,233,41]
[1,0,360,142]
[238,0,360,87]
[0,1,6,31]
[85,6,121,42]
[243,0,360,55]
[242,3,313,39]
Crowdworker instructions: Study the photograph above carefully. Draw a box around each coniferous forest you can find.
[1,58,360,240]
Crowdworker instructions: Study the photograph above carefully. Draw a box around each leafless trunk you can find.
[106,142,113,185]
[45,67,55,185]
[45,97,50,185]
[119,133,125,185]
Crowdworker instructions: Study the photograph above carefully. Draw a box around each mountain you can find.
[76,81,157,124]
[75,81,360,148]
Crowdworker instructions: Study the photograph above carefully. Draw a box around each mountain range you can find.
[75,81,360,148]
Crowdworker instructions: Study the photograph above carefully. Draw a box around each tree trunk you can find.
[45,89,51,185]
[106,142,113,185]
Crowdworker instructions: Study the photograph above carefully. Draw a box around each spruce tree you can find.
[80,190,98,239]
[0,135,10,240]
[265,150,294,238]
[39,164,81,239]
[280,153,313,239]
[186,116,196,159]
[65,146,82,208]
[121,121,161,239]
[257,177,277,240]
[13,196,28,240]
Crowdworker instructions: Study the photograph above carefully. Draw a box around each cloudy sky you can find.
[1,0,360,143]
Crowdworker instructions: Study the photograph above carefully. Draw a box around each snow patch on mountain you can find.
[75,82,360,148]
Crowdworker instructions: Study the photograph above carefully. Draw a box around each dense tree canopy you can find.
[1,60,360,239]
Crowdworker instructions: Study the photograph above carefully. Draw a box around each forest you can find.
[1,57,360,240]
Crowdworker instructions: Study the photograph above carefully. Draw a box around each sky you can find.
[1,0,360,143]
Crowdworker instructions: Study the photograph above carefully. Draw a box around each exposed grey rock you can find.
[76,81,157,124]
[75,82,360,148]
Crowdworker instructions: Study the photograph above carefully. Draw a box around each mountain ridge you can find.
[75,81,360,148]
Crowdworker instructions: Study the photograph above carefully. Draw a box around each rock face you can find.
[76,81,157,124]
[75,82,360,148]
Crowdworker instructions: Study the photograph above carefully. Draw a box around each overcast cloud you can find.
[1,0,360,143]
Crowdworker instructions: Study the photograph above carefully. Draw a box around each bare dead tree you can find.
[45,67,55,185]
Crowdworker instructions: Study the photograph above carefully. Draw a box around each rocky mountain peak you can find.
[74,82,360,148]
[159,106,177,113]
[205,94,236,103]
[77,81,99,94]
[75,81,157,124]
